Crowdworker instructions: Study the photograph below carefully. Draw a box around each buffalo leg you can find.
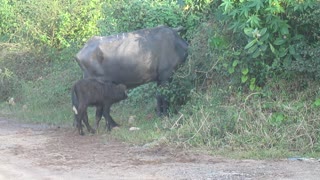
[156,94,169,116]
[156,81,170,116]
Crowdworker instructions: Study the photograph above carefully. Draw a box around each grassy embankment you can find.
[1,41,320,159]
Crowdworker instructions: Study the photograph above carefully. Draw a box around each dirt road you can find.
[0,117,320,180]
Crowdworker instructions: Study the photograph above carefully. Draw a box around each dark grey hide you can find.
[71,78,127,135]
[76,25,188,116]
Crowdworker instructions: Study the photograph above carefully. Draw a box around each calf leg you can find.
[83,111,95,134]
[73,104,84,135]
[76,111,85,135]
[102,107,119,131]
[78,105,94,135]
[95,106,103,131]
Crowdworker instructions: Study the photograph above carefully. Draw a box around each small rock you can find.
[129,127,140,131]
[143,137,168,148]
[128,115,136,124]
[113,126,120,130]
[22,105,28,110]
[8,97,15,106]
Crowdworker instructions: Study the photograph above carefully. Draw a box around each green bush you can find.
[219,0,320,87]
[0,67,20,101]
[0,0,17,41]
[1,0,102,49]
[100,0,185,34]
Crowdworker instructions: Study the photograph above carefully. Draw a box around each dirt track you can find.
[0,117,320,180]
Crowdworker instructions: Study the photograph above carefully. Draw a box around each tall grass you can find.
[157,79,320,158]
[2,49,320,159]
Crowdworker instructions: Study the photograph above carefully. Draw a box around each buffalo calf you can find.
[71,78,127,135]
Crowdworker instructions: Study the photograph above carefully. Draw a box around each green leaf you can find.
[259,33,269,42]
[232,60,239,67]
[244,28,253,37]
[247,15,261,27]
[279,48,287,58]
[220,0,234,13]
[280,23,290,35]
[249,78,257,91]
[228,67,235,74]
[260,44,267,52]
[248,0,264,11]
[252,49,260,58]
[289,46,295,55]
[274,38,286,45]
[247,44,258,54]
[260,28,267,36]
[314,99,320,107]
[223,63,228,68]
[241,75,248,83]
[275,113,284,122]
[244,39,257,49]
[269,43,276,54]
[241,68,249,75]
[250,78,256,84]
[233,51,241,56]
[239,5,250,18]
[249,83,255,91]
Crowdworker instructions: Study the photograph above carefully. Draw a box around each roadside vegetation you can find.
[1,0,320,159]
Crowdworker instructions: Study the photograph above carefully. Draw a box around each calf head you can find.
[113,84,128,101]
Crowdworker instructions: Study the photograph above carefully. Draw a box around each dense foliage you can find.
[1,0,320,157]
[220,0,320,88]
[0,0,102,48]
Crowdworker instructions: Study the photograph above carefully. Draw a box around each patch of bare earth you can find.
[0,117,320,180]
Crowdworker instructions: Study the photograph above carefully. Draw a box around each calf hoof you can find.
[110,123,120,129]
[112,126,120,131]
[89,129,96,134]
[106,124,120,132]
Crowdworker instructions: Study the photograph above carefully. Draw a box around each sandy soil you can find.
[0,117,320,180]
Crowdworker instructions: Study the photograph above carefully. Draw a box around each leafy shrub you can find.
[128,83,157,104]
[0,67,20,101]
[219,0,320,87]
[100,0,185,34]
[0,0,17,41]
[1,0,102,49]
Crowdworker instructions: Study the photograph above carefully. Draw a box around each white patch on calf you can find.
[72,106,78,115]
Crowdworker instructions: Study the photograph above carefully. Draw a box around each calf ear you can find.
[118,84,127,90]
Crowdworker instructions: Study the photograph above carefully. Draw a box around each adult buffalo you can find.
[75,25,188,116]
